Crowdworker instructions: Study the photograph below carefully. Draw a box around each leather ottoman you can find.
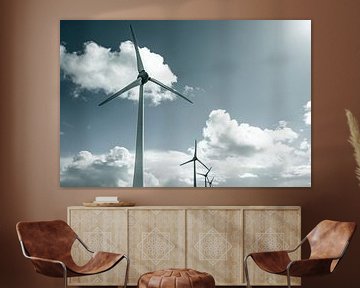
[138,268,215,288]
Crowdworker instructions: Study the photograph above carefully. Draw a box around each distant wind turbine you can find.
[180,140,208,187]
[99,25,193,187]
[208,176,215,187]
[197,167,212,187]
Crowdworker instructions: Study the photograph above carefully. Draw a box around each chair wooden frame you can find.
[243,220,356,288]
[16,220,129,288]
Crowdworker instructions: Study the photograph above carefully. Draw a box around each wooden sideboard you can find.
[67,206,301,286]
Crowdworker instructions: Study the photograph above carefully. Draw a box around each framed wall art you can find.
[60,20,311,188]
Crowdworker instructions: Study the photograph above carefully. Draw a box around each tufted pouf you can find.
[138,268,215,288]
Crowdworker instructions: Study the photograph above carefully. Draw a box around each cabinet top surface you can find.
[68,205,301,210]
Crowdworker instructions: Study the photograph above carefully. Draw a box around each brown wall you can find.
[1,0,360,287]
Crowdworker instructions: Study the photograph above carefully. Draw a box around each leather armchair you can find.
[16,220,129,288]
[244,220,356,288]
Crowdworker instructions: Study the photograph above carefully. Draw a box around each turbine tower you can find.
[180,140,208,187]
[99,25,193,187]
[197,167,212,187]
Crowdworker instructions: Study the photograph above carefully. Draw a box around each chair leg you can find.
[244,255,252,288]
[62,264,68,288]
[286,269,291,288]
[123,255,130,288]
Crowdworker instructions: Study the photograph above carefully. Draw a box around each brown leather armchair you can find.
[244,220,356,288]
[16,220,129,288]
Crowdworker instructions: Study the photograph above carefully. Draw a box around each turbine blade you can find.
[194,139,197,158]
[180,158,194,166]
[130,25,144,72]
[98,78,141,106]
[197,159,209,170]
[206,167,212,175]
[197,173,206,176]
[149,78,193,104]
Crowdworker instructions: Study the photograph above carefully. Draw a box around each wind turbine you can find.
[98,25,193,187]
[208,176,215,187]
[180,140,208,187]
[197,167,212,187]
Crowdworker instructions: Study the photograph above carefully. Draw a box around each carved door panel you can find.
[68,208,127,286]
[128,209,186,284]
[243,209,301,286]
[186,209,243,285]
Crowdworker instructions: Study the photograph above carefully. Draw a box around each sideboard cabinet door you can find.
[128,209,186,284]
[243,208,301,286]
[68,208,127,286]
[187,209,243,285]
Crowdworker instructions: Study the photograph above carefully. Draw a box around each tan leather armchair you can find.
[16,220,129,288]
[244,220,356,288]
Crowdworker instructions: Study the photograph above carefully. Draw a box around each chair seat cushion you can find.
[138,268,215,288]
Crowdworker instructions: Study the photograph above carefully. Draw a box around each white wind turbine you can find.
[197,167,212,187]
[99,25,193,187]
[180,140,208,187]
[208,176,215,187]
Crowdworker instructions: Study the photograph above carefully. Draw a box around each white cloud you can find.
[281,164,311,178]
[200,110,299,157]
[304,100,311,125]
[60,110,311,187]
[265,122,298,143]
[183,85,205,98]
[183,85,194,95]
[60,147,133,187]
[60,147,201,187]
[239,173,259,178]
[197,109,310,186]
[60,41,181,106]
[300,138,310,150]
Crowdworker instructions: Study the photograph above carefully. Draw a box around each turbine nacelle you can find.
[138,70,150,85]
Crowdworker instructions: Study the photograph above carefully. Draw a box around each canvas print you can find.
[60,20,311,187]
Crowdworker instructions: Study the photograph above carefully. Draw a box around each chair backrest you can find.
[307,220,356,261]
[16,220,77,261]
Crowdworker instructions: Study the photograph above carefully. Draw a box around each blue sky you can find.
[60,20,311,187]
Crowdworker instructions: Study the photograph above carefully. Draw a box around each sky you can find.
[60,20,311,187]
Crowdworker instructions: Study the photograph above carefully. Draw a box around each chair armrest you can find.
[19,240,67,277]
[25,255,65,265]
[247,250,290,259]
[25,255,67,277]
[287,258,336,277]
